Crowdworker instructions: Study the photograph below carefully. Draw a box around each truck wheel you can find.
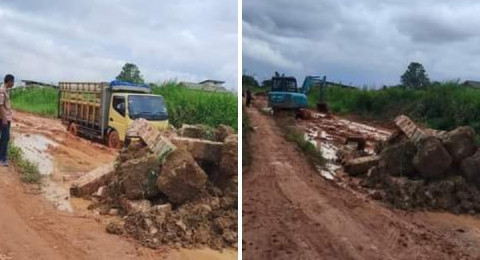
[68,123,78,136]
[107,130,120,149]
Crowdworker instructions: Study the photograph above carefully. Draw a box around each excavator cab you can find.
[268,76,308,112]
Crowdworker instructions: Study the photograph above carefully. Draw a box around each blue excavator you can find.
[268,75,328,115]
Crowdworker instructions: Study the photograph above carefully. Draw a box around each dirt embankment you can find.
[243,97,480,260]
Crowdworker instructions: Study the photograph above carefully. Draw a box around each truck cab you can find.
[59,81,169,148]
[268,76,308,111]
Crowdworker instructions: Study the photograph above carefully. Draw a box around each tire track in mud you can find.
[243,101,474,260]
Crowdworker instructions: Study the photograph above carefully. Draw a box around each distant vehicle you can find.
[268,75,327,114]
[59,80,169,148]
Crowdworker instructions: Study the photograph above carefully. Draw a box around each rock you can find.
[215,124,235,142]
[344,155,380,176]
[441,126,477,163]
[219,134,238,177]
[378,139,417,177]
[106,221,124,235]
[171,137,223,163]
[412,136,452,179]
[460,149,480,187]
[70,162,115,197]
[120,198,152,214]
[150,203,172,214]
[117,155,161,200]
[180,124,214,140]
[109,208,119,216]
[93,185,108,198]
[157,149,208,204]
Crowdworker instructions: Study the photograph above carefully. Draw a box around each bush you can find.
[152,81,237,130]
[10,87,58,117]
[308,82,480,136]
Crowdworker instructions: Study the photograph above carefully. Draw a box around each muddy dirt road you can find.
[0,111,237,260]
[243,100,480,260]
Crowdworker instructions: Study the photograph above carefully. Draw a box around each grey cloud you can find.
[0,0,238,90]
[243,0,480,87]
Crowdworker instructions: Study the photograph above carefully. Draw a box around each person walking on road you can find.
[0,74,14,166]
[246,88,253,107]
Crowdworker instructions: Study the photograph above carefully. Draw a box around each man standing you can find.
[0,74,14,166]
[246,88,253,107]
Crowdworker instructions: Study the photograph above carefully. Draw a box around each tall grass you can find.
[308,82,480,135]
[10,87,58,117]
[152,81,237,130]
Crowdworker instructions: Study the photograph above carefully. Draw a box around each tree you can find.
[116,63,145,84]
[401,62,430,89]
[242,74,259,88]
[261,79,272,88]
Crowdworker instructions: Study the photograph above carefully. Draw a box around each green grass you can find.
[275,116,325,167]
[152,81,237,130]
[8,143,41,183]
[10,82,238,130]
[10,87,58,117]
[308,82,480,136]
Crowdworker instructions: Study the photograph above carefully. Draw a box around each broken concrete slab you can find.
[127,119,177,158]
[440,126,477,163]
[344,155,380,176]
[157,149,208,204]
[219,134,238,177]
[215,124,235,142]
[70,162,115,197]
[394,115,425,144]
[413,136,452,179]
[171,137,223,163]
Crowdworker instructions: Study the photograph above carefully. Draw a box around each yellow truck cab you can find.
[59,81,168,148]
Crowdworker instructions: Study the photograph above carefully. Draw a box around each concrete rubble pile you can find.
[70,119,238,249]
[342,115,480,214]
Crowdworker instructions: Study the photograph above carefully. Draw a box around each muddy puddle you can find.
[13,133,73,213]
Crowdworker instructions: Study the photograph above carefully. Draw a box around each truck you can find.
[59,80,169,148]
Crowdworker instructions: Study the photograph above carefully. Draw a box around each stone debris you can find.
[70,162,115,197]
[171,137,223,163]
[215,124,235,142]
[73,120,238,249]
[344,155,380,176]
[343,115,480,215]
[156,149,208,204]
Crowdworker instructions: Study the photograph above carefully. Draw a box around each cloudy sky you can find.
[243,0,480,87]
[0,0,238,90]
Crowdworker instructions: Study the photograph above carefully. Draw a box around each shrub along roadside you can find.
[152,81,238,130]
[10,87,58,117]
[308,82,480,139]
[8,142,41,183]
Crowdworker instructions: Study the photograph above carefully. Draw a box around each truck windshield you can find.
[128,95,168,121]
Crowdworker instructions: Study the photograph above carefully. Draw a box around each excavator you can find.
[268,75,328,116]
